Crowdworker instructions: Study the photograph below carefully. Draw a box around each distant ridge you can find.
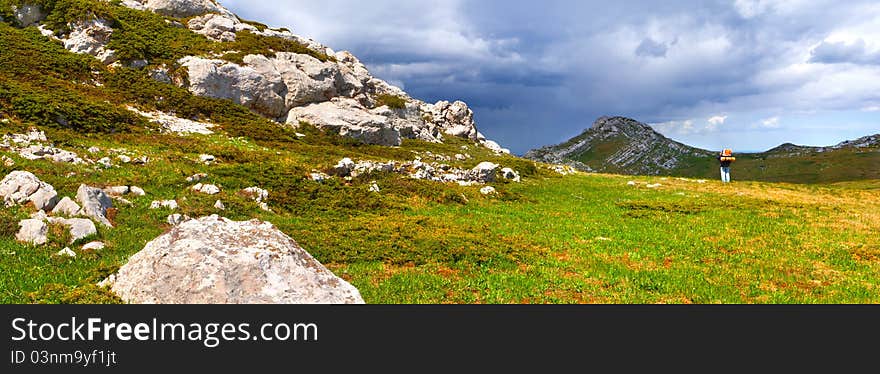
[525,116,880,183]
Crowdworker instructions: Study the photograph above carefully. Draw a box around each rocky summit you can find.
[525,116,713,175]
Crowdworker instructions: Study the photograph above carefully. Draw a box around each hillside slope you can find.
[525,117,880,183]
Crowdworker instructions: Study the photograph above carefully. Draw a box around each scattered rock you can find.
[309,172,330,182]
[82,241,105,251]
[186,173,208,183]
[97,157,113,168]
[128,106,216,135]
[129,186,146,196]
[0,170,59,211]
[150,200,178,210]
[76,184,114,227]
[1,155,14,167]
[117,155,131,163]
[469,162,500,183]
[240,187,268,203]
[646,183,663,189]
[105,186,131,196]
[51,197,82,216]
[199,154,216,164]
[369,181,380,193]
[13,4,46,27]
[500,168,521,182]
[333,157,355,176]
[107,215,365,304]
[56,247,76,258]
[480,186,497,195]
[627,181,637,186]
[214,200,225,210]
[56,218,98,243]
[16,219,48,245]
[87,146,101,154]
[192,183,221,195]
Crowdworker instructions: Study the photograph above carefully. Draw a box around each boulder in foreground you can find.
[107,215,365,304]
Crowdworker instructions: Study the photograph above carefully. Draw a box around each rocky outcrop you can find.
[60,19,116,64]
[107,215,365,304]
[178,56,288,120]
[121,0,234,18]
[0,171,59,211]
[287,98,401,146]
[1,130,85,165]
[47,217,98,243]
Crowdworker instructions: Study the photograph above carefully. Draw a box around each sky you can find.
[221,0,880,155]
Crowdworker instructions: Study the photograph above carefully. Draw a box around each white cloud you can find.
[708,115,728,125]
[761,116,781,128]
[862,106,880,112]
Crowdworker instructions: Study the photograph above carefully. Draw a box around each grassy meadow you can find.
[2,125,878,304]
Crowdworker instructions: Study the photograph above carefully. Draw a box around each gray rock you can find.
[108,215,365,304]
[150,200,178,210]
[16,219,48,245]
[105,186,131,196]
[82,241,105,251]
[286,98,401,146]
[56,247,76,258]
[122,0,234,18]
[240,187,268,203]
[60,19,116,64]
[192,183,221,195]
[469,162,500,183]
[480,186,497,195]
[76,184,114,227]
[59,218,98,243]
[129,186,146,196]
[213,200,225,210]
[51,197,82,216]
[500,168,521,182]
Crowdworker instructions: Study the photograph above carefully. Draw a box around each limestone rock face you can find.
[61,19,116,64]
[0,171,59,211]
[108,215,365,304]
[179,56,288,120]
[287,98,402,146]
[123,0,234,18]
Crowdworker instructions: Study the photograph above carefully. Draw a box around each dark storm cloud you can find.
[810,39,880,65]
[635,38,668,58]
[221,0,880,154]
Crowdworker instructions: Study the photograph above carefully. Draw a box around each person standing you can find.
[717,149,735,183]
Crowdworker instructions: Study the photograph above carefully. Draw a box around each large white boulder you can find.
[0,171,59,211]
[15,219,48,245]
[107,215,365,304]
[287,98,401,146]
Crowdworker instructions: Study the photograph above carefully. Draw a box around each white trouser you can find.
[720,167,731,183]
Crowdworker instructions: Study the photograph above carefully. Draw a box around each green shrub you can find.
[375,94,407,110]
[27,283,123,304]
